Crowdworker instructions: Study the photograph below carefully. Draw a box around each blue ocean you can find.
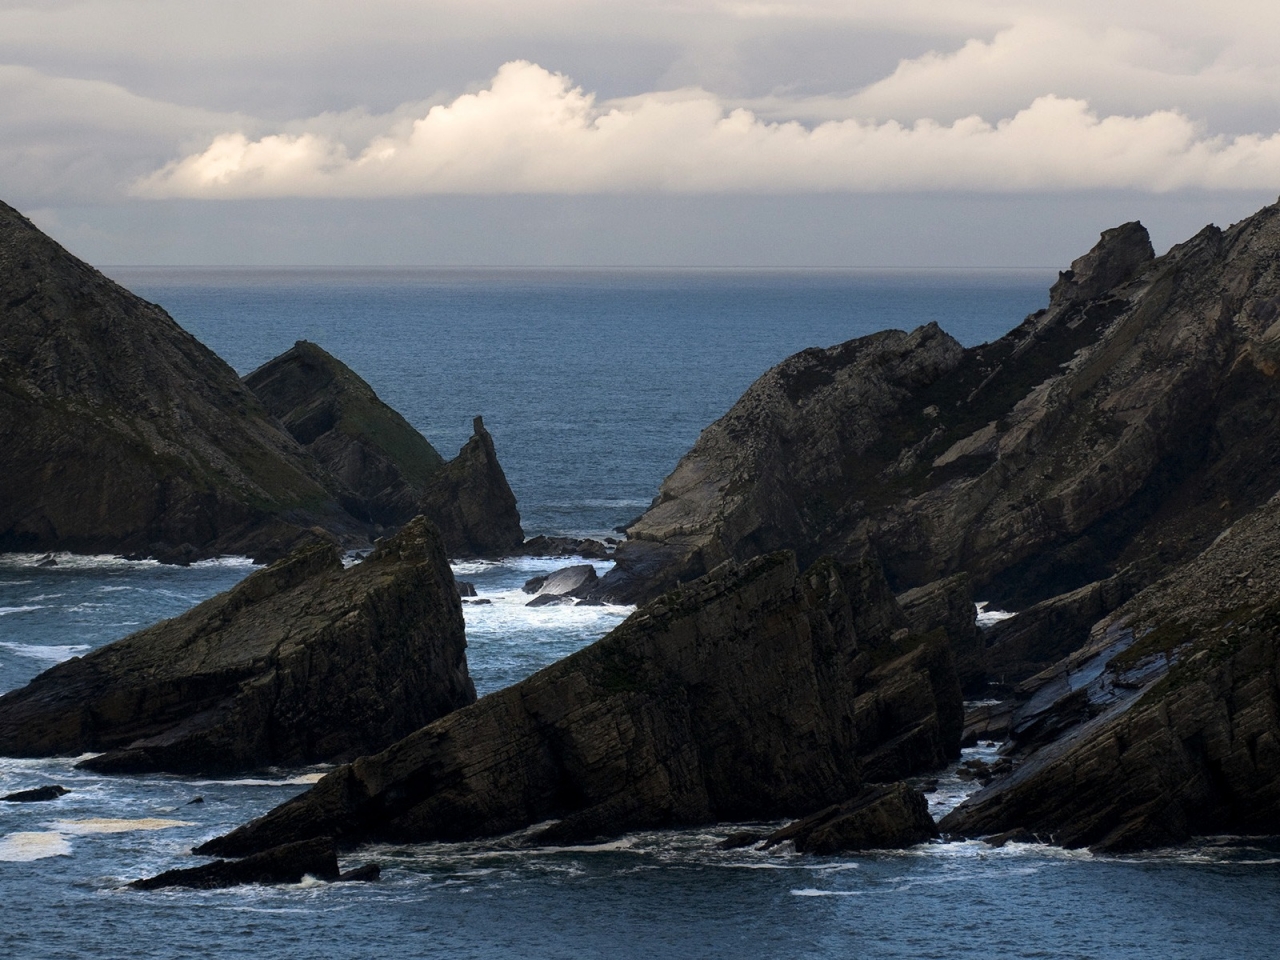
[1,269,1276,959]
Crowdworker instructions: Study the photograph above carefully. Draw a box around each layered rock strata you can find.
[0,200,362,561]
[942,492,1280,851]
[602,208,1280,624]
[244,341,445,528]
[0,518,475,775]
[418,416,524,557]
[200,550,961,857]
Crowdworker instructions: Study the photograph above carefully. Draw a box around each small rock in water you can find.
[718,831,766,850]
[526,594,574,608]
[1,785,69,802]
[463,598,492,605]
[456,580,477,597]
[187,796,204,805]
[34,554,57,568]
[130,838,340,891]
[338,863,381,882]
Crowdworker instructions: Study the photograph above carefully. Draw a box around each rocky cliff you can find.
[941,490,1280,851]
[418,416,525,557]
[200,549,960,857]
[0,200,363,561]
[244,341,445,528]
[602,208,1280,619]
[0,517,475,775]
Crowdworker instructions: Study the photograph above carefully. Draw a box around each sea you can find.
[2,269,1277,959]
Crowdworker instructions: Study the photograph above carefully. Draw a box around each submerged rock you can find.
[0,199,365,561]
[0,517,475,775]
[244,340,446,528]
[130,838,340,890]
[1,785,68,802]
[199,550,961,858]
[763,782,938,854]
[419,416,525,558]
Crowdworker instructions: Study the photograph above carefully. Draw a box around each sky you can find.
[6,0,1280,266]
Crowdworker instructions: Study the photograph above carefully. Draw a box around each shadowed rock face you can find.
[601,208,1280,615]
[0,200,363,562]
[419,416,524,557]
[200,550,961,857]
[0,517,475,775]
[764,782,938,854]
[941,493,1280,851]
[244,341,446,528]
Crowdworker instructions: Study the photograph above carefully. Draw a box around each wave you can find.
[0,605,43,616]
[0,641,90,662]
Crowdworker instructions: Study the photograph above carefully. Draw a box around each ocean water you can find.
[3,269,1276,959]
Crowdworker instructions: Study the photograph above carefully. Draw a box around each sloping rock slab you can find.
[526,564,598,606]
[0,517,475,775]
[245,340,446,527]
[764,782,938,853]
[131,838,340,890]
[419,416,524,557]
[200,551,961,858]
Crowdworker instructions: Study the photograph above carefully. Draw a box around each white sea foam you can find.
[0,552,159,571]
[0,605,43,616]
[0,642,90,662]
[52,818,194,835]
[975,602,1016,627]
[790,888,862,897]
[0,831,72,861]
[189,772,327,787]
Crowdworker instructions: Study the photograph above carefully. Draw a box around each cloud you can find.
[132,60,1280,198]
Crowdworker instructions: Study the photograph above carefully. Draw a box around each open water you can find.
[2,269,1277,959]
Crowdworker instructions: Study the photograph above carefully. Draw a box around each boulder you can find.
[419,416,525,557]
[0,517,475,775]
[0,199,365,562]
[198,550,961,858]
[763,782,938,854]
[524,564,598,606]
[130,838,340,890]
[244,341,446,528]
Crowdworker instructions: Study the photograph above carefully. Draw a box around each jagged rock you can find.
[897,574,985,694]
[521,535,612,559]
[0,517,475,775]
[942,491,1280,851]
[456,580,477,597]
[960,701,1014,747]
[763,782,938,854]
[524,564,598,607]
[600,208,1280,633]
[244,341,446,527]
[130,838,340,890]
[1,785,68,802]
[198,550,961,858]
[419,416,524,558]
[0,199,365,562]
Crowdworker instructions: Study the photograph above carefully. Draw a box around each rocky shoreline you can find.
[7,195,1280,887]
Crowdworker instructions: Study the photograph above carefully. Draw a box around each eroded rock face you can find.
[941,493,1280,851]
[419,416,524,557]
[601,208,1280,622]
[199,551,961,857]
[244,341,446,528]
[764,782,938,854]
[0,200,364,562]
[0,517,475,775]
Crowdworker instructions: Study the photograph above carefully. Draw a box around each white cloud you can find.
[133,60,1280,198]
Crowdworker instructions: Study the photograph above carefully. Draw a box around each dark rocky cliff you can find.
[941,490,1280,851]
[0,201,363,561]
[244,340,446,528]
[601,208,1280,616]
[200,550,960,857]
[0,517,475,775]
[418,416,525,557]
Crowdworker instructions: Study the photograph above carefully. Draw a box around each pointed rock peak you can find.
[473,414,486,435]
[1049,221,1154,306]
[419,416,524,557]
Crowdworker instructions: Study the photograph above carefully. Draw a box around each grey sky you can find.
[6,1,1280,266]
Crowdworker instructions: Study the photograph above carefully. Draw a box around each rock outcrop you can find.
[524,564,599,606]
[199,550,961,857]
[763,782,938,854]
[130,838,340,890]
[941,491,1280,851]
[601,209,1280,631]
[244,341,445,528]
[418,416,524,557]
[0,200,364,561]
[0,517,475,775]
